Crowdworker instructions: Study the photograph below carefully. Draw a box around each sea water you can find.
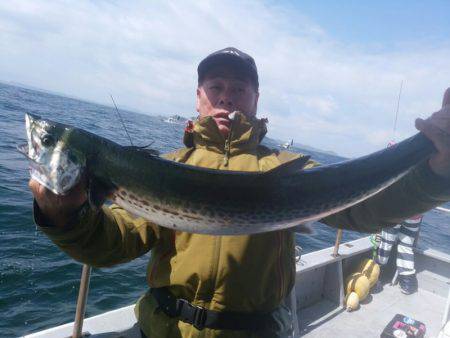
[0,82,448,337]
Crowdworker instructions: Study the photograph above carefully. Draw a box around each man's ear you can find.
[196,87,201,112]
[252,91,260,116]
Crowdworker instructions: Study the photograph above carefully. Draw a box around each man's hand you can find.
[416,88,450,178]
[29,179,87,228]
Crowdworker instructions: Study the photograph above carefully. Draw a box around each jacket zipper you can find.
[223,116,235,167]
[209,116,234,303]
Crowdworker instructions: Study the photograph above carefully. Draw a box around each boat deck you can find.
[24,305,141,338]
[24,237,449,337]
[299,282,445,337]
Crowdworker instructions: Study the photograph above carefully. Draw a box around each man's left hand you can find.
[415,87,450,178]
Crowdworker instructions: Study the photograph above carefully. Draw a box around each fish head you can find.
[18,113,86,195]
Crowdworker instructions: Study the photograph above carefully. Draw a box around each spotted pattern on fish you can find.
[20,113,436,235]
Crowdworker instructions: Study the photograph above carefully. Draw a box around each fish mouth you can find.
[19,149,76,195]
[19,146,85,196]
[18,142,55,192]
[21,113,84,195]
[17,141,40,163]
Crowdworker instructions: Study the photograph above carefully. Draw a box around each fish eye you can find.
[41,134,55,147]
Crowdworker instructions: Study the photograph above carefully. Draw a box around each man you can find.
[30,47,450,337]
[377,214,423,294]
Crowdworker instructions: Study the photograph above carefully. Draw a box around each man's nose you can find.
[218,88,236,107]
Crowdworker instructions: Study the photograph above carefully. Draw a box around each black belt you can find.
[150,287,276,331]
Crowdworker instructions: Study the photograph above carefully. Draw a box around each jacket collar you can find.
[183,112,267,155]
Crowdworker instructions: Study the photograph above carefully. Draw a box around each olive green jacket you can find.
[36,113,450,337]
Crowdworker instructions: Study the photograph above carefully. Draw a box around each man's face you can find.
[196,66,259,138]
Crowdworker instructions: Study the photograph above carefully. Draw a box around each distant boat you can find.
[280,139,293,149]
[163,115,187,124]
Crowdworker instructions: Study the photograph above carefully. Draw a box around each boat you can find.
[280,139,294,149]
[163,115,188,124]
[23,221,450,338]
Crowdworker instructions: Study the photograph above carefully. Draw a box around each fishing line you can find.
[392,81,403,142]
[110,94,134,146]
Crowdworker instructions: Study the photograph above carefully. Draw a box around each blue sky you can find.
[287,1,450,49]
[0,0,449,157]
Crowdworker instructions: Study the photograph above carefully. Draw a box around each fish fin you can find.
[88,178,116,210]
[124,146,160,156]
[265,155,311,176]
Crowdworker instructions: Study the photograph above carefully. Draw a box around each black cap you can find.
[197,47,259,90]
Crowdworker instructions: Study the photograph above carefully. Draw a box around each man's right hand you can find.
[29,179,87,228]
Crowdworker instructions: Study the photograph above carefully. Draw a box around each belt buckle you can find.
[192,304,207,330]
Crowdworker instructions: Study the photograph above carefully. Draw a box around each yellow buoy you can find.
[345,272,370,301]
[358,258,380,288]
[345,292,360,312]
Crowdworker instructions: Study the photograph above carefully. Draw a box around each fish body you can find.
[20,113,435,235]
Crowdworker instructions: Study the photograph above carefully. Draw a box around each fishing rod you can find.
[109,95,156,150]
[391,81,404,143]
[110,94,134,146]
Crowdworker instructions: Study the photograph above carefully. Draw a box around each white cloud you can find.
[0,0,449,157]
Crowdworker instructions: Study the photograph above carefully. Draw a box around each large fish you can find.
[19,113,435,235]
